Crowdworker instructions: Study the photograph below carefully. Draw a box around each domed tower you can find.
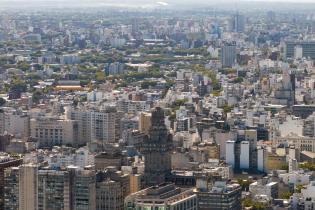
[141,107,173,186]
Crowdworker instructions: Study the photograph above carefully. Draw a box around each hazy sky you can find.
[1,0,315,10]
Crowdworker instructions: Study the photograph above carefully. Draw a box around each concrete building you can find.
[303,112,315,137]
[0,156,23,209]
[69,106,123,146]
[68,166,96,210]
[284,40,315,59]
[4,167,19,210]
[195,181,242,210]
[279,171,311,186]
[94,151,127,170]
[0,108,30,138]
[274,134,315,153]
[257,146,267,172]
[141,108,173,186]
[221,43,236,68]
[96,169,130,210]
[226,140,235,168]
[230,13,245,33]
[291,181,315,210]
[30,117,78,148]
[125,183,197,210]
[19,164,38,210]
[139,112,151,135]
[38,170,70,210]
[240,141,250,169]
[249,180,278,200]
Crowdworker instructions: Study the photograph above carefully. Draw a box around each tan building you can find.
[130,174,142,194]
[68,106,123,145]
[274,133,315,153]
[30,117,78,148]
[94,152,127,170]
[139,112,151,135]
[19,164,38,210]
[96,169,130,210]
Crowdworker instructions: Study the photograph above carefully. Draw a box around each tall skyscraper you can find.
[4,167,19,210]
[142,107,173,186]
[0,156,22,209]
[19,164,38,210]
[4,165,97,210]
[38,170,70,210]
[221,43,237,68]
[96,168,130,210]
[230,13,245,33]
[68,166,96,210]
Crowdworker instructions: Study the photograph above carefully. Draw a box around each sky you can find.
[1,0,315,10]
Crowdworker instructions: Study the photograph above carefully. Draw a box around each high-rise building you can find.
[38,170,70,210]
[0,156,22,209]
[196,181,242,210]
[30,117,78,148]
[68,166,96,210]
[125,183,197,210]
[284,40,315,59]
[19,164,38,210]
[303,113,315,137]
[68,106,123,146]
[230,13,245,33]
[5,165,98,210]
[4,167,19,210]
[96,168,130,210]
[221,43,236,68]
[141,107,173,186]
[139,112,151,135]
[226,140,236,168]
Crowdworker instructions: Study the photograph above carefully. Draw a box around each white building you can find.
[226,140,235,168]
[257,146,267,172]
[240,141,250,169]
[279,171,311,186]
[249,181,278,199]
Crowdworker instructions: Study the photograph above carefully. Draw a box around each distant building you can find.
[230,13,245,33]
[221,43,236,68]
[284,40,315,59]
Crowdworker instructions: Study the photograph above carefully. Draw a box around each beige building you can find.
[30,117,78,148]
[139,112,151,135]
[68,106,123,145]
[274,133,315,153]
[130,174,142,194]
[19,164,38,210]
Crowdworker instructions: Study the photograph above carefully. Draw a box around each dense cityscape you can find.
[0,0,315,209]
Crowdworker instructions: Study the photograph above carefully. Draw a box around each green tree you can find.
[17,61,31,71]
[10,78,27,92]
[32,90,42,104]
[95,71,106,83]
[280,191,293,199]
